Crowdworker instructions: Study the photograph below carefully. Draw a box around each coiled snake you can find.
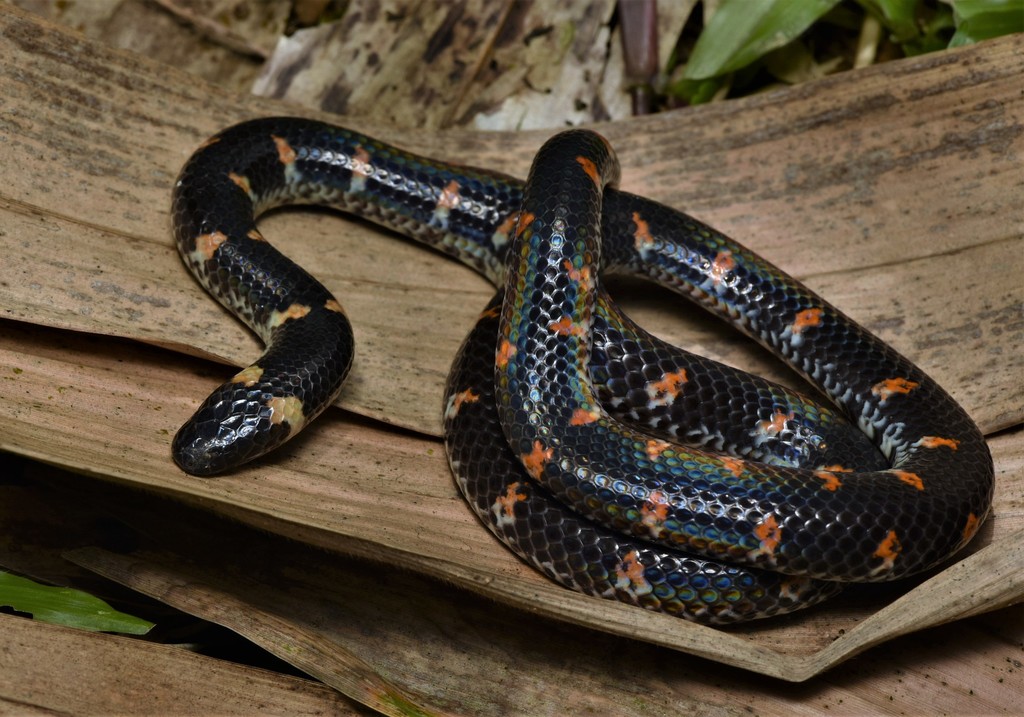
[171,118,993,623]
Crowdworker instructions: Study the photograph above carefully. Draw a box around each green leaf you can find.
[684,0,844,80]
[763,41,845,84]
[667,76,728,105]
[858,0,922,42]
[948,0,1024,47]
[0,571,154,635]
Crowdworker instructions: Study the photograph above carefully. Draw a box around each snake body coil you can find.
[172,118,993,623]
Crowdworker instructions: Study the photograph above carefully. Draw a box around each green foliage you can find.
[0,571,154,635]
[860,0,927,43]
[948,0,1024,47]
[858,0,956,56]
[684,0,844,80]
[669,0,1023,105]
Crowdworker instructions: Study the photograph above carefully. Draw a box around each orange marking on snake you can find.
[614,550,651,595]
[497,482,528,520]
[754,514,782,556]
[631,211,654,252]
[451,389,480,417]
[194,231,228,260]
[919,436,960,450]
[561,259,592,285]
[819,464,854,473]
[246,229,266,242]
[231,365,263,387]
[493,212,519,243]
[480,305,501,320]
[779,577,812,602]
[711,250,735,285]
[873,531,902,570]
[645,439,670,460]
[962,513,980,543]
[522,441,553,480]
[515,211,536,237]
[791,308,823,334]
[324,299,345,314]
[549,315,585,337]
[758,410,793,436]
[648,370,687,401]
[575,155,601,186]
[271,135,296,164]
[641,490,669,536]
[227,172,252,195]
[496,339,516,368]
[271,303,311,327]
[350,146,372,179]
[891,470,925,491]
[570,408,600,426]
[267,395,305,429]
[437,179,461,210]
[872,377,919,402]
[720,456,746,478]
[813,470,843,492]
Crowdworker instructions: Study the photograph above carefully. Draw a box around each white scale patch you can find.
[490,490,518,529]
[443,392,458,421]
[429,181,461,232]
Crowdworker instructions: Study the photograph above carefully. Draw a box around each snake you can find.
[171,117,994,624]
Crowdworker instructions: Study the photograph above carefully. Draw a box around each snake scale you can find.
[171,117,993,623]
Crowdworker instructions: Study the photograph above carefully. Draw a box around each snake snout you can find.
[172,391,290,476]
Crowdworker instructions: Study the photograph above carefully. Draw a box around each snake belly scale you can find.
[172,117,993,624]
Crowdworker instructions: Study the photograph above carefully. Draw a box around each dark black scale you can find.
[171,118,993,620]
[493,130,992,582]
[171,118,876,478]
[171,126,356,476]
[445,293,841,624]
[590,296,887,470]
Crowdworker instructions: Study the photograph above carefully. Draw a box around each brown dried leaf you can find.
[254,0,512,130]
[0,4,1022,685]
